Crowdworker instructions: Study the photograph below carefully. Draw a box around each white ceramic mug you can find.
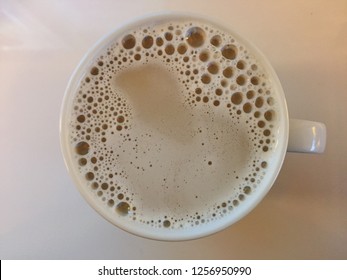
[60,13,326,240]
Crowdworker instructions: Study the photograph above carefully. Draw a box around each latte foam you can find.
[62,17,283,236]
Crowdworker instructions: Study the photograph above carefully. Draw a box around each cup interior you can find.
[60,12,289,241]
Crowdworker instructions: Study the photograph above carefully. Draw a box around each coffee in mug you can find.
[60,13,326,240]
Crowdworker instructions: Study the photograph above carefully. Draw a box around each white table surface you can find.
[1,0,346,259]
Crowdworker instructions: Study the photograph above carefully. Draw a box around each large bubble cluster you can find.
[67,20,279,230]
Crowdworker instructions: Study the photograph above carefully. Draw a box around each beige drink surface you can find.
[66,18,280,232]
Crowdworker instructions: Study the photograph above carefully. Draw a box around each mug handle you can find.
[288,119,327,153]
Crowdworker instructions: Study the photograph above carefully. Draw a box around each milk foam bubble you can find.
[65,18,281,231]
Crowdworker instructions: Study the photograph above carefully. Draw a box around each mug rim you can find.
[60,11,289,241]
